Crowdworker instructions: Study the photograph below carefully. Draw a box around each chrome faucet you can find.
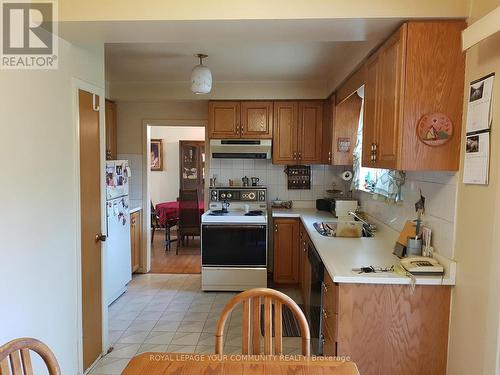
[348,211,377,235]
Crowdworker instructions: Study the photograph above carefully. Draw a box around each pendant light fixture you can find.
[190,53,212,94]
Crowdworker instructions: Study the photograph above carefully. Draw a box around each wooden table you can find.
[122,352,359,375]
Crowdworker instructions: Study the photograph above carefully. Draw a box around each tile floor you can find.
[90,273,303,374]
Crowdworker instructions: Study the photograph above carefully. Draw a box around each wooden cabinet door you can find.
[105,99,117,160]
[241,101,273,139]
[333,94,362,166]
[362,53,379,168]
[130,211,141,273]
[374,24,406,169]
[273,218,299,284]
[273,102,298,164]
[298,101,323,164]
[208,101,241,138]
[322,97,334,164]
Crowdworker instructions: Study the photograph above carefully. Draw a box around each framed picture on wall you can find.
[150,139,163,171]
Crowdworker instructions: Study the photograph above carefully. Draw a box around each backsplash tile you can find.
[208,159,351,202]
[357,171,458,258]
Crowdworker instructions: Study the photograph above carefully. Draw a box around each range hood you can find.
[210,139,272,159]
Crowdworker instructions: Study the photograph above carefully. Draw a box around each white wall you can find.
[115,101,208,209]
[357,171,458,258]
[150,126,205,204]
[0,39,104,374]
[448,0,500,373]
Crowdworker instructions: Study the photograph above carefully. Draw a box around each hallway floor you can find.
[150,229,201,274]
[90,273,302,375]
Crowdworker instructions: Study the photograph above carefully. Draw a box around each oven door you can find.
[202,224,267,267]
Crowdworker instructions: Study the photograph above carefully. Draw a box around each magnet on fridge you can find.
[125,166,131,178]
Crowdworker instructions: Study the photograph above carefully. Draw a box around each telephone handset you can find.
[401,256,444,275]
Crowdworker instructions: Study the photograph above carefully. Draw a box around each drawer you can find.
[322,272,339,315]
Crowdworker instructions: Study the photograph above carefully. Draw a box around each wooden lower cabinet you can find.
[130,210,142,273]
[273,218,300,284]
[322,270,451,374]
[299,222,311,314]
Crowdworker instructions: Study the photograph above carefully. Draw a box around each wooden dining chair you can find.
[215,288,310,356]
[177,189,201,254]
[0,338,61,375]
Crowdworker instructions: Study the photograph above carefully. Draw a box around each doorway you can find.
[78,89,105,370]
[147,125,205,273]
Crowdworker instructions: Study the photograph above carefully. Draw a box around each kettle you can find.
[242,176,249,187]
[251,177,260,186]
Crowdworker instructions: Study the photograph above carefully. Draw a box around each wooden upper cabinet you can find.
[273,101,324,165]
[105,99,117,160]
[208,101,241,138]
[321,95,334,164]
[298,101,323,164]
[362,54,378,167]
[273,102,298,164]
[273,218,300,284]
[241,101,273,138]
[208,101,273,139]
[375,25,406,169]
[334,93,362,166]
[362,21,465,171]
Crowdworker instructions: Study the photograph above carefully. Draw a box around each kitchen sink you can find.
[313,222,374,238]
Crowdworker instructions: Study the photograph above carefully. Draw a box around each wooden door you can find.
[272,102,298,164]
[179,141,205,192]
[298,101,323,164]
[273,218,299,284]
[79,90,103,370]
[375,24,406,169]
[362,53,379,168]
[241,101,273,139]
[208,101,240,138]
[130,211,141,273]
[105,99,117,160]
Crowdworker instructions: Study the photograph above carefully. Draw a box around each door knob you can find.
[95,233,107,242]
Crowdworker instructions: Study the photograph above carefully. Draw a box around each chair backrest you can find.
[215,288,310,356]
[178,189,200,228]
[0,338,61,375]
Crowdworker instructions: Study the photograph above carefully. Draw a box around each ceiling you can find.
[104,18,402,92]
[107,41,375,83]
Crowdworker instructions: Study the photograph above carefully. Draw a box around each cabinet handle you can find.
[322,281,328,293]
[328,151,332,163]
[274,224,278,233]
[298,152,302,160]
[322,308,329,320]
[292,152,297,160]
[240,125,244,134]
[373,143,377,161]
[321,334,326,345]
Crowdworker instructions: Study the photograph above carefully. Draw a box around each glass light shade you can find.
[190,64,212,94]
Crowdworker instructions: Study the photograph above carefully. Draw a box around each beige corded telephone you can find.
[400,256,444,275]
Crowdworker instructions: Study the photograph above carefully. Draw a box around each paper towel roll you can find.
[341,171,353,181]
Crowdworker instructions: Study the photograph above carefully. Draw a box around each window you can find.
[351,87,405,201]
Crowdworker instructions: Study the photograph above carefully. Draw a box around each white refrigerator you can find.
[105,160,132,306]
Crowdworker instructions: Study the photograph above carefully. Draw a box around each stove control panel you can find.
[209,187,267,202]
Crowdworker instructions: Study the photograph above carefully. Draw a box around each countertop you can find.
[272,208,456,286]
[130,207,142,214]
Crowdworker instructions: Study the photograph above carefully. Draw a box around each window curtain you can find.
[351,89,405,202]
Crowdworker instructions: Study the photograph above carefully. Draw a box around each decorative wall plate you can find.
[416,113,453,146]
